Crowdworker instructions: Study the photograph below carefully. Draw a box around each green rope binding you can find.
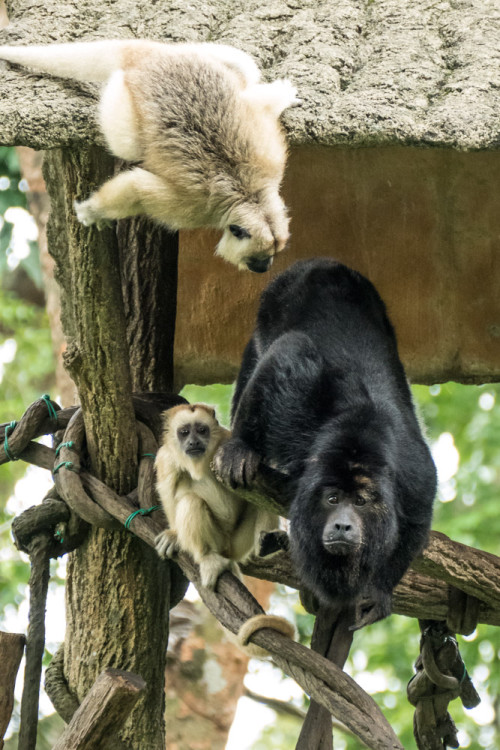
[55,441,75,458]
[41,394,58,424]
[124,505,161,531]
[141,453,156,459]
[53,461,77,475]
[4,421,18,461]
[54,529,65,544]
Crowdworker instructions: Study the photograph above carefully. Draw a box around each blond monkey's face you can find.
[216,196,289,272]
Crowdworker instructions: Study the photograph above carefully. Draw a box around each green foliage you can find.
[180,383,234,428]
[4,712,66,750]
[0,147,26,268]
[252,715,302,750]
[0,147,55,625]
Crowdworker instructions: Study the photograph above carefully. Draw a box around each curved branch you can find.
[74,479,401,750]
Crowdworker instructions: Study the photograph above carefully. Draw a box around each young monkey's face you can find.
[177,419,211,458]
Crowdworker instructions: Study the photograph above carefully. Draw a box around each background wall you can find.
[175,145,500,387]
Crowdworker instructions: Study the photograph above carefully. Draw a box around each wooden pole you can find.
[52,670,146,750]
[0,631,25,749]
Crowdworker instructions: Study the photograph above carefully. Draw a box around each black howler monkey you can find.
[214,258,437,629]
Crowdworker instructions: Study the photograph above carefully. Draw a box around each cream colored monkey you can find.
[0,40,298,272]
[155,403,278,588]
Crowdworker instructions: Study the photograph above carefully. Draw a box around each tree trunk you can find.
[43,147,180,749]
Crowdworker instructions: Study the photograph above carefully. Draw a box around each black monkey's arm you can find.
[230,337,260,420]
[218,331,329,489]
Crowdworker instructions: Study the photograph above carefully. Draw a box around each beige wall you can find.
[174,146,500,388]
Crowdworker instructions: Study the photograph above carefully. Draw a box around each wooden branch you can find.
[78,484,402,750]
[0,406,75,449]
[0,632,25,750]
[18,442,56,470]
[242,545,500,627]
[136,422,159,511]
[412,531,500,609]
[243,686,306,720]
[44,645,80,723]
[18,532,51,750]
[0,394,62,466]
[0,394,185,468]
[12,493,69,553]
[53,409,120,530]
[52,669,146,750]
[11,489,88,558]
[296,606,354,750]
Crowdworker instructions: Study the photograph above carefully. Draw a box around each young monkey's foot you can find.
[199,553,233,589]
[155,529,179,559]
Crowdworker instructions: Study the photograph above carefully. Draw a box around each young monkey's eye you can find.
[354,496,367,507]
[327,494,339,505]
[229,224,251,240]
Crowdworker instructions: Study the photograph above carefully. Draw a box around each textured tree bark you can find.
[51,669,145,750]
[42,147,179,749]
[0,632,25,749]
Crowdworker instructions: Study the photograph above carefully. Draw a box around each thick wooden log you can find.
[413,531,500,608]
[0,632,25,750]
[52,670,146,750]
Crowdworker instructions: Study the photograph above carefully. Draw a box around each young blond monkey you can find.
[155,403,279,588]
[0,39,298,272]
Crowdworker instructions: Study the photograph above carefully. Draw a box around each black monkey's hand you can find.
[212,438,261,489]
[350,589,392,631]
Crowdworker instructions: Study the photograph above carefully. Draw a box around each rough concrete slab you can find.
[0,0,499,150]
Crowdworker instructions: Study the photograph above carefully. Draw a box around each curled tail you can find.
[0,39,153,82]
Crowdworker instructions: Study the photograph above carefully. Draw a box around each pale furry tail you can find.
[0,40,137,82]
[0,39,263,87]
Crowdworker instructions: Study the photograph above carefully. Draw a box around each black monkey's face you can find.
[320,487,366,555]
[177,421,211,458]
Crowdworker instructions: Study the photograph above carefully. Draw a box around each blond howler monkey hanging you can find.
[0,39,298,272]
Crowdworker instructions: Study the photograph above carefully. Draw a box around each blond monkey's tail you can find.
[0,40,152,82]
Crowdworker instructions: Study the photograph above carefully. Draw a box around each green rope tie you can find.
[460,663,467,683]
[141,453,156,459]
[41,393,58,424]
[124,505,161,531]
[54,529,64,544]
[4,421,18,461]
[53,460,78,475]
[55,441,75,458]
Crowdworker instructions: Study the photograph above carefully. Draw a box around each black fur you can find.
[216,258,437,628]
